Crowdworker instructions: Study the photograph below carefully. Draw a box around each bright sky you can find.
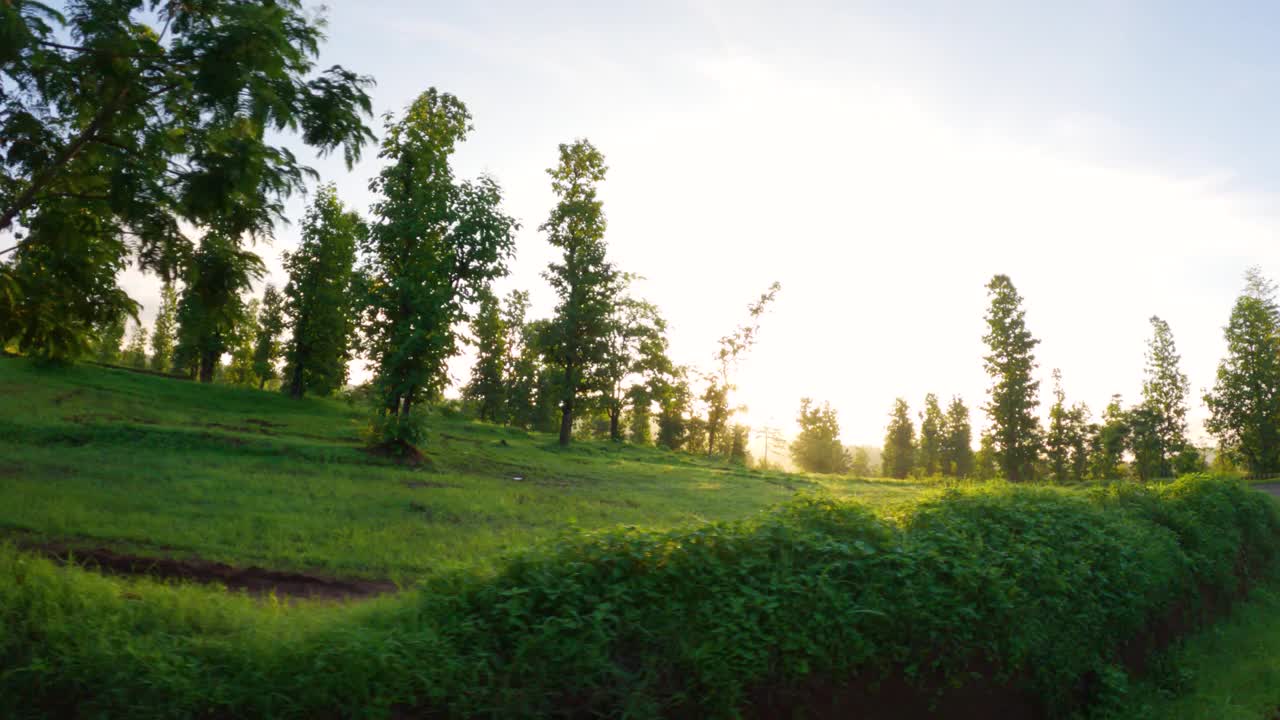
[119,1,1280,447]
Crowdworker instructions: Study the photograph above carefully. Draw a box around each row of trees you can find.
[899,271,1280,483]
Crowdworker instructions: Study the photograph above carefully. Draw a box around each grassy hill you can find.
[5,357,1280,719]
[0,356,922,583]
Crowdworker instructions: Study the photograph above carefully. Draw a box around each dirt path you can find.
[23,542,398,601]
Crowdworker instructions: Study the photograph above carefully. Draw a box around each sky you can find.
[118,0,1280,448]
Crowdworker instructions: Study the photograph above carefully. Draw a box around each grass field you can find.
[0,356,923,583]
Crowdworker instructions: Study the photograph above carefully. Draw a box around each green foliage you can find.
[464,287,509,422]
[282,184,363,398]
[790,397,851,474]
[149,282,178,373]
[251,285,285,389]
[1205,272,1280,475]
[0,0,372,361]
[1139,316,1191,475]
[940,395,974,477]
[92,312,126,365]
[1,471,1274,718]
[541,139,617,446]
[122,320,148,369]
[361,89,517,422]
[982,274,1042,482]
[882,397,915,478]
[1,199,138,360]
[593,288,672,442]
[174,234,265,382]
[1089,394,1131,480]
[1045,369,1090,483]
[917,393,943,475]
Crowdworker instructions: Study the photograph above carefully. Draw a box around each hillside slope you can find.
[0,357,922,583]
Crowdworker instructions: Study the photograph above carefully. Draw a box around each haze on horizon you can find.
[115,1,1280,448]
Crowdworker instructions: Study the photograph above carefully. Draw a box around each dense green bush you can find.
[1,476,1276,718]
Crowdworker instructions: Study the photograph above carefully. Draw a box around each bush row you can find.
[1,475,1276,718]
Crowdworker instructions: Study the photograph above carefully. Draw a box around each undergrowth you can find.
[1,475,1276,718]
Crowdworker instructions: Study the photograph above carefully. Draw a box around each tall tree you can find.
[224,298,259,387]
[541,139,617,446]
[361,90,517,430]
[982,274,1042,482]
[790,398,851,474]
[593,287,672,441]
[251,285,285,389]
[656,369,694,451]
[849,447,873,477]
[464,288,508,422]
[93,313,127,365]
[123,320,148,369]
[882,398,916,479]
[1,0,373,357]
[1044,369,1090,483]
[149,282,178,373]
[282,185,363,398]
[1205,288,1280,475]
[704,282,781,456]
[917,393,943,476]
[1088,395,1131,480]
[939,396,974,478]
[502,292,543,429]
[626,384,655,445]
[1139,315,1190,477]
[174,234,264,382]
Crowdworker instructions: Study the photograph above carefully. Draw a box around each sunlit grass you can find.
[0,357,923,581]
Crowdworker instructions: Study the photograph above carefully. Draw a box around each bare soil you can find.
[24,541,397,600]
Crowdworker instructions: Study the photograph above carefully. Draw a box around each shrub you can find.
[1,476,1276,719]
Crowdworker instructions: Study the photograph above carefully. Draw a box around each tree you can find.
[975,432,1000,480]
[174,234,264,382]
[594,287,672,441]
[656,370,693,451]
[882,398,916,479]
[541,139,617,446]
[1138,315,1190,477]
[1,0,373,357]
[123,320,148,369]
[1,203,137,360]
[282,185,363,398]
[982,274,1042,482]
[849,447,873,477]
[917,393,943,476]
[754,425,789,469]
[939,396,974,478]
[224,298,259,387]
[626,384,654,444]
[251,285,285,389]
[1088,395,1131,480]
[502,292,544,429]
[464,288,508,422]
[149,282,178,373]
[790,398,851,474]
[361,90,517,431]
[93,313,127,365]
[704,282,781,456]
[1044,369,1090,483]
[1205,290,1280,475]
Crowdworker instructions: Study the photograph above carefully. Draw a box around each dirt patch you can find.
[245,418,285,428]
[52,388,85,405]
[405,480,459,489]
[366,439,432,468]
[25,543,396,600]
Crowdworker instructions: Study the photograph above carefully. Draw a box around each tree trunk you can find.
[559,362,575,446]
[289,363,305,399]
[198,350,217,384]
[609,407,621,442]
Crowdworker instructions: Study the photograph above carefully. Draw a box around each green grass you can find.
[0,356,922,581]
[1098,568,1280,720]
